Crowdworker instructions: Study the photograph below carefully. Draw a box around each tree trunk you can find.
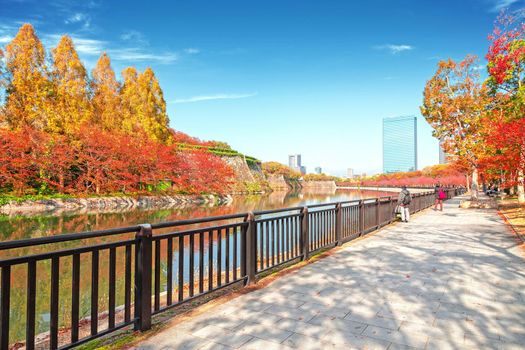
[518,169,525,204]
[466,173,470,191]
[471,168,479,200]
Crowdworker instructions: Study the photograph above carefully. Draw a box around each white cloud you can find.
[473,64,486,71]
[184,48,200,54]
[374,44,414,54]
[64,13,91,29]
[490,0,520,11]
[172,92,258,104]
[0,35,13,44]
[120,30,148,45]
[111,48,178,64]
[43,34,106,55]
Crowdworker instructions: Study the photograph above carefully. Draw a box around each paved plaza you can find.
[135,196,525,350]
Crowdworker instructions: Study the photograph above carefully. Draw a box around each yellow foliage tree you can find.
[120,67,171,143]
[137,68,170,143]
[50,35,91,134]
[3,24,51,130]
[120,66,141,134]
[91,52,121,131]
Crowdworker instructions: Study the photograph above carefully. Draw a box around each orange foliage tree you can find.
[485,13,525,203]
[0,23,235,196]
[421,56,490,197]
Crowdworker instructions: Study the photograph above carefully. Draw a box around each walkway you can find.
[135,196,525,350]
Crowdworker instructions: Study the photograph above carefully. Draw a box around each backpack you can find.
[402,191,411,205]
[438,189,446,200]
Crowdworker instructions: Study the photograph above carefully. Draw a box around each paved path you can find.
[135,196,525,350]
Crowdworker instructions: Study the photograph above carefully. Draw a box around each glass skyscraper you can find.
[383,116,417,173]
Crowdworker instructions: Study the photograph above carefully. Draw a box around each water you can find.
[0,189,393,344]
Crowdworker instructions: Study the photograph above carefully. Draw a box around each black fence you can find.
[0,187,463,349]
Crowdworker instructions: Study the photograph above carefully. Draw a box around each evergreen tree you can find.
[91,52,121,131]
[3,24,51,130]
[50,35,91,134]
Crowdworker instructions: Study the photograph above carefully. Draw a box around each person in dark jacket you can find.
[397,186,411,222]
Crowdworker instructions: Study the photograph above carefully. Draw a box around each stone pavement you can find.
[134,196,525,350]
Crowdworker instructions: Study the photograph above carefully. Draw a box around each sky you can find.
[0,0,520,176]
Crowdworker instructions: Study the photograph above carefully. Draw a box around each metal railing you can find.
[0,187,463,349]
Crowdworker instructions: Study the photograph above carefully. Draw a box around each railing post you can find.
[335,203,342,246]
[375,198,380,228]
[135,224,152,331]
[389,196,393,223]
[359,200,364,236]
[244,212,257,285]
[300,207,310,260]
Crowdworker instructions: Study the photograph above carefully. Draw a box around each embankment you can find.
[0,194,232,216]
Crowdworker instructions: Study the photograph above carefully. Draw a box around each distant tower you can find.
[314,167,322,174]
[383,116,417,173]
[288,154,301,169]
[288,154,305,174]
[347,168,354,178]
[439,139,448,164]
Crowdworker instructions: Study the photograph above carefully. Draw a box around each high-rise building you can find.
[383,116,417,173]
[439,139,449,164]
[347,168,354,178]
[314,167,322,174]
[288,154,306,174]
[288,154,301,169]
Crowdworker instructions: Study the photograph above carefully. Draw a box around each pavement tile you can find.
[362,325,428,349]
[133,195,525,350]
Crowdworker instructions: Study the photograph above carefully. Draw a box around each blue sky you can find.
[0,0,520,175]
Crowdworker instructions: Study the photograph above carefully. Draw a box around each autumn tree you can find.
[120,66,141,134]
[0,48,5,127]
[119,67,170,142]
[50,35,91,134]
[136,68,170,143]
[486,13,525,203]
[91,53,121,131]
[420,56,490,199]
[3,24,51,130]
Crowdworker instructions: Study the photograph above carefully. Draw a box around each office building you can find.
[288,154,306,174]
[439,139,449,164]
[314,167,322,174]
[383,116,417,173]
[289,154,301,169]
[347,168,354,178]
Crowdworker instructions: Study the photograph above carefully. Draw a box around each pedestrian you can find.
[397,185,411,222]
[434,185,446,211]
[433,183,440,210]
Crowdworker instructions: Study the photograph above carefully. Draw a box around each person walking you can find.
[434,183,442,210]
[398,186,411,222]
[434,185,446,211]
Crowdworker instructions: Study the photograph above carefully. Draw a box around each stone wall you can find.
[222,156,270,194]
[0,194,232,216]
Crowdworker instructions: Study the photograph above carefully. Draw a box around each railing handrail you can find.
[0,186,464,350]
[0,191,437,252]
[0,225,141,251]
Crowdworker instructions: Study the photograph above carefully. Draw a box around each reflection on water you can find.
[0,189,395,343]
